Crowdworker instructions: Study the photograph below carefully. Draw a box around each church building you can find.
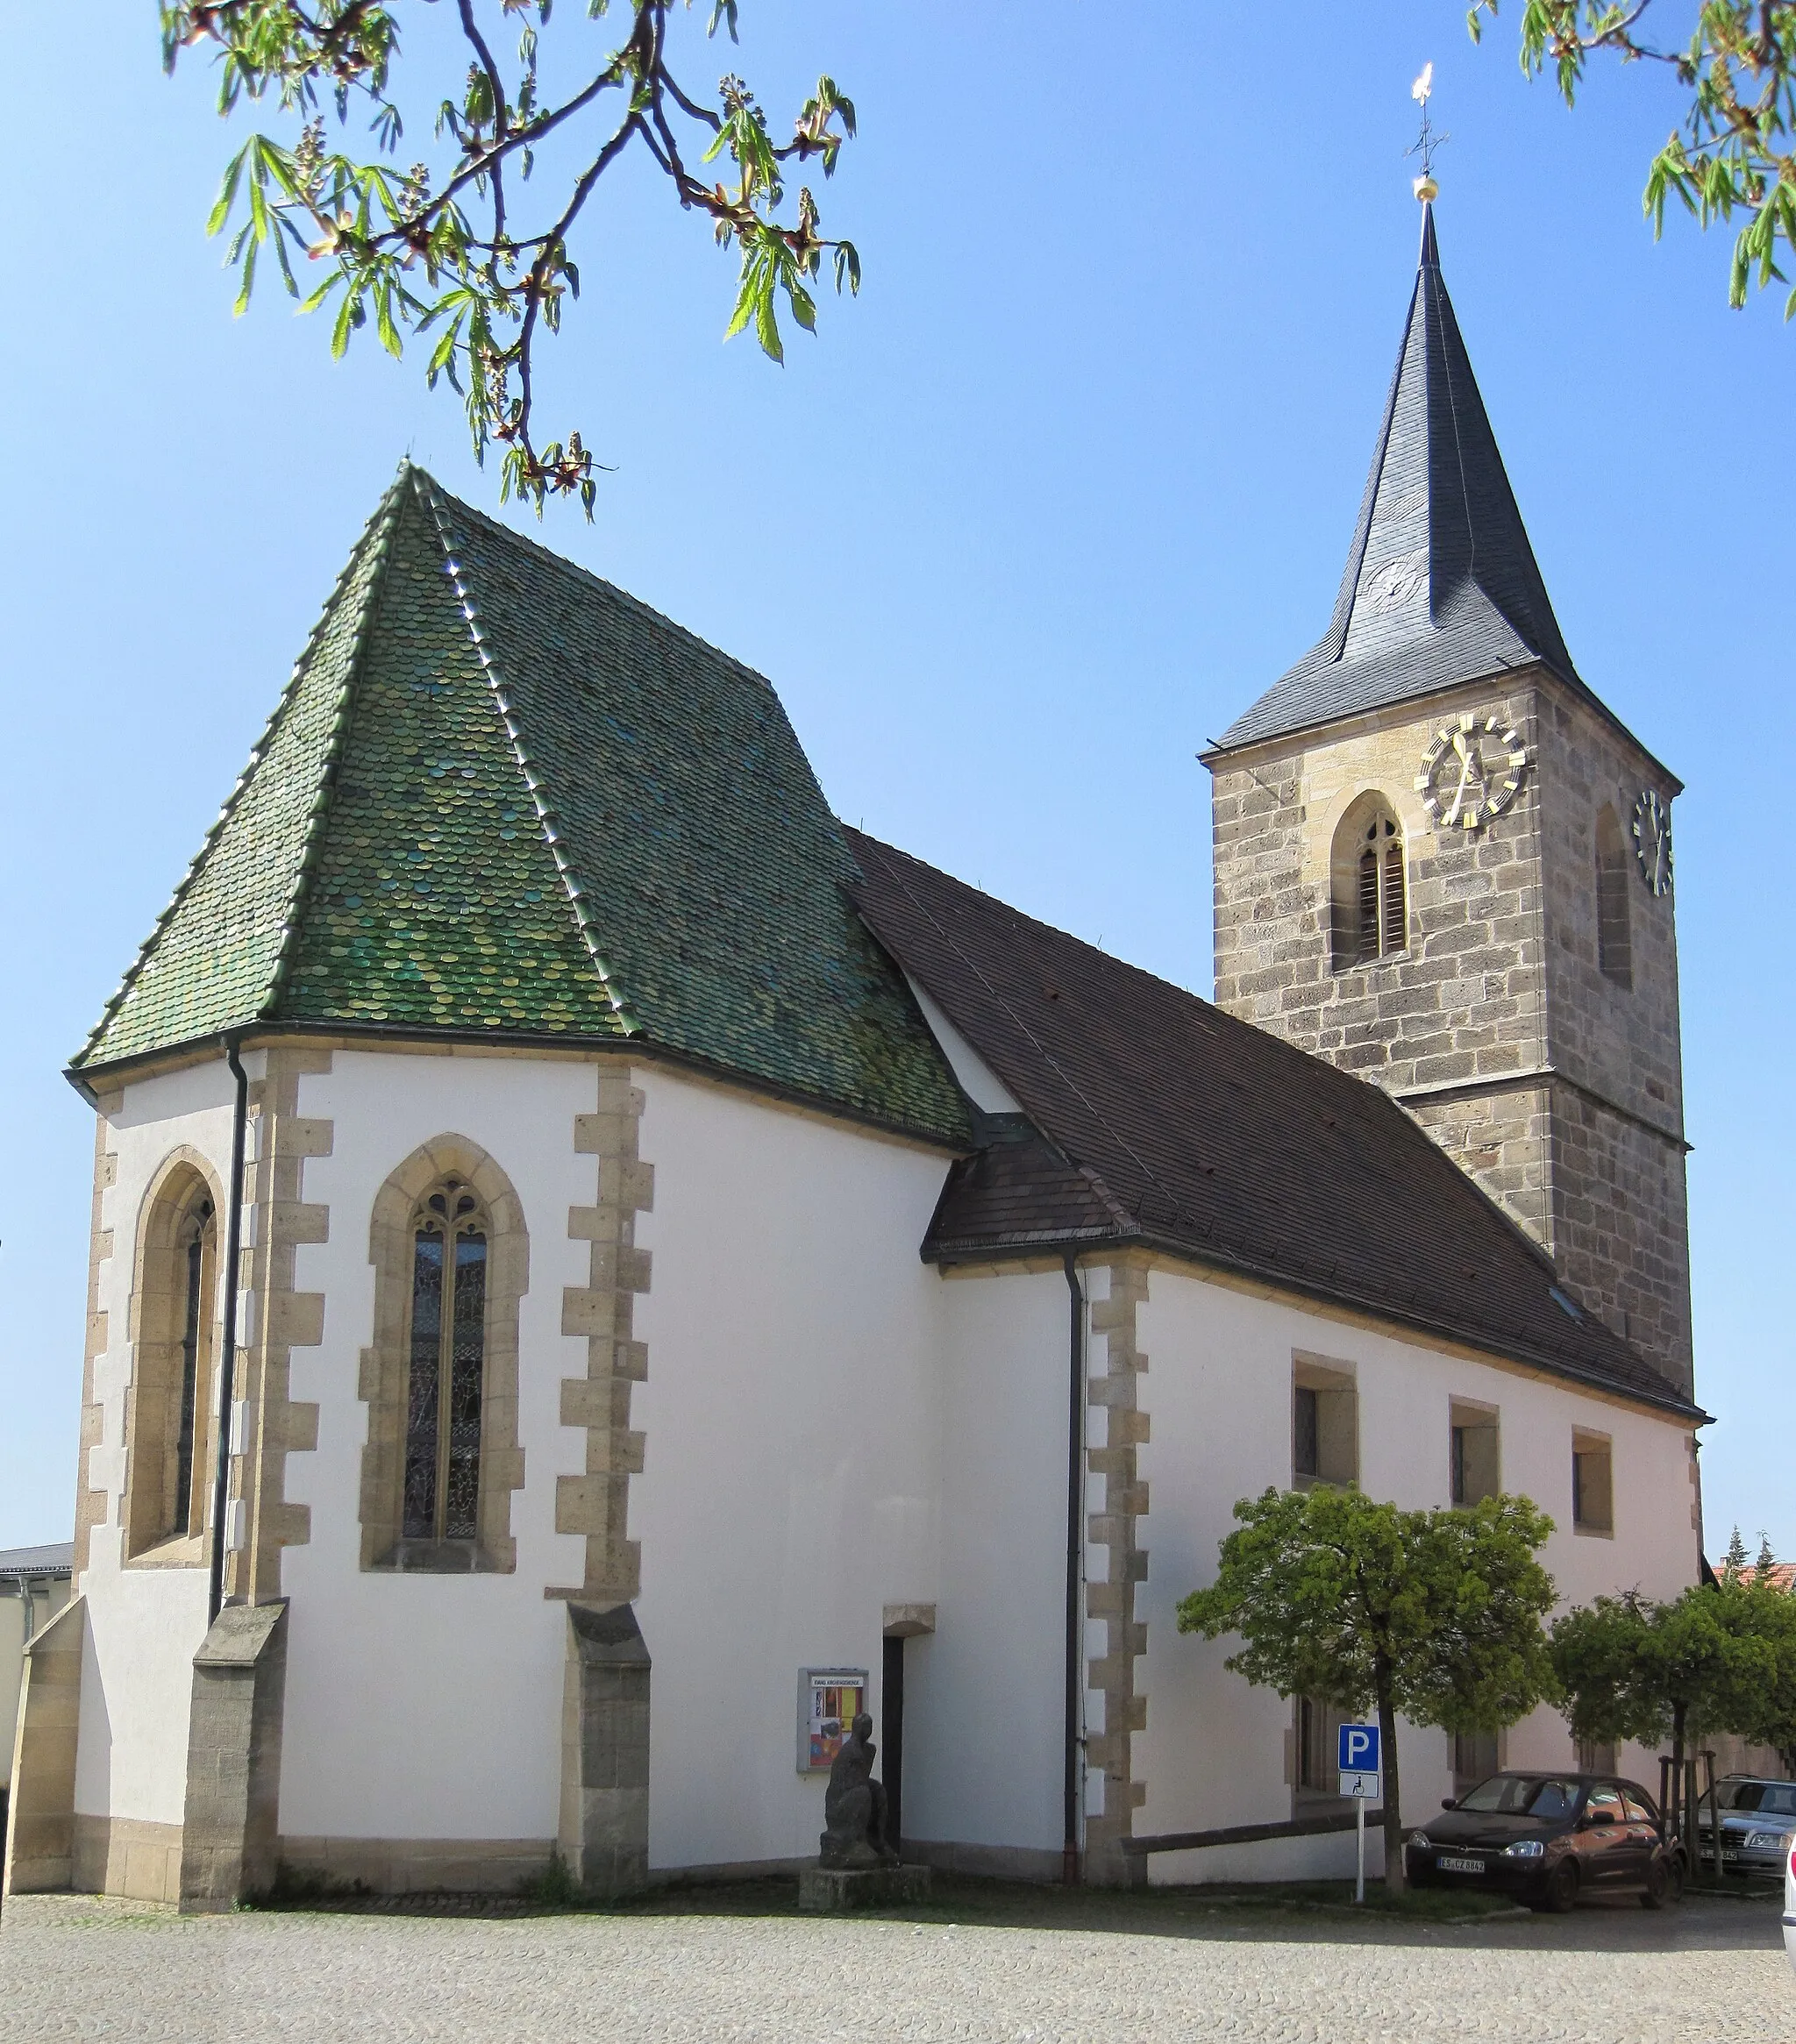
[5,206,1704,1910]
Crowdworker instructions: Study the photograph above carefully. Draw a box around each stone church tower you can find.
[1204,206,1693,1397]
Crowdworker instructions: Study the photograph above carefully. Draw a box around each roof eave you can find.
[1201,659,1684,794]
[925,1222,1707,1425]
[68,1015,972,1154]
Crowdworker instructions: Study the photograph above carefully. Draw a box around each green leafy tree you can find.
[1734,1570,1796,1774]
[1723,1523,1750,1576]
[1177,1487,1557,1892]
[1472,3,1796,317]
[1551,1582,1779,1847]
[162,1,860,510]
[1757,1531,1778,1575]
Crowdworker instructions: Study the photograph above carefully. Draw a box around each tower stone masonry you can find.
[1205,206,1692,1398]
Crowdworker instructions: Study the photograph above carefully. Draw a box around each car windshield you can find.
[1715,1781,1766,1811]
[1757,1784,1796,1817]
[1456,1777,1582,1819]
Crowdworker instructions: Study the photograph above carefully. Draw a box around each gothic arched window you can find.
[125,1157,220,1559]
[1595,804,1632,988]
[1332,794,1408,971]
[402,1180,489,1545]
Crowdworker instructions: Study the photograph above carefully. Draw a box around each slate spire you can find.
[1215,203,1579,751]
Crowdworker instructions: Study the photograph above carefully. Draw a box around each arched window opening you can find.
[402,1180,489,1547]
[1596,804,1632,988]
[1332,794,1407,971]
[125,1159,220,1560]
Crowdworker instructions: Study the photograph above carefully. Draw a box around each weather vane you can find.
[1406,62,1446,203]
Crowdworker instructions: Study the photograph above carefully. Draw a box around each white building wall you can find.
[632,1066,963,1871]
[74,1053,248,1827]
[1131,1265,1699,1883]
[902,1268,1069,1862]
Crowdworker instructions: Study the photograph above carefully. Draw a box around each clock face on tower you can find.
[1632,789,1673,896]
[1415,715,1529,831]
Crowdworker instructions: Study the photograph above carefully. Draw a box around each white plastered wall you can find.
[630,1066,1024,1871]
[1131,1266,1698,1884]
[75,1053,250,1828]
[902,1267,1069,1861]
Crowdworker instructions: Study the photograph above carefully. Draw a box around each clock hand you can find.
[1444,731,1474,826]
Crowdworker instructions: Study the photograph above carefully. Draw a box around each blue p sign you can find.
[1337,1722,1380,1774]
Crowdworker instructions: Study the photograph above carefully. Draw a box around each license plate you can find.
[1436,1855,1485,1874]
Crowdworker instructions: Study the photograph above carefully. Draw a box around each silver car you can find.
[1693,1776,1796,1879]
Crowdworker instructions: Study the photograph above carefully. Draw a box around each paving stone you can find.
[0,1891,1787,2043]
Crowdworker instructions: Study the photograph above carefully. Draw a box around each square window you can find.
[1572,1430,1614,1535]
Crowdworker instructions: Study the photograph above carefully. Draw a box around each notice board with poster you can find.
[798,1668,867,1773]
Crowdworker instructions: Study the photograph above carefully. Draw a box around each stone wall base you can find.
[277,1835,555,1896]
[71,1815,184,1904]
[900,1838,1067,1884]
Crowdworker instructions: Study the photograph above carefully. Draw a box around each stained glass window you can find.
[402,1183,488,1546]
[172,1200,214,1538]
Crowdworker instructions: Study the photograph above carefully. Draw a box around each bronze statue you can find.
[818,1713,899,1868]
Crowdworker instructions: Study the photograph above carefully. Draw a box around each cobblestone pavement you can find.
[0,1889,1788,2043]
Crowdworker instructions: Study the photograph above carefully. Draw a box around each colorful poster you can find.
[800,1667,867,1773]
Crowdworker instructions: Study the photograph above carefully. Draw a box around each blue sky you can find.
[4,4,1790,1558]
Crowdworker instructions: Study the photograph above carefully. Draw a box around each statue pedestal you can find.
[798,1862,931,1912]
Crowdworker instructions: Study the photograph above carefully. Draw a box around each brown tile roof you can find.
[846,830,1701,1421]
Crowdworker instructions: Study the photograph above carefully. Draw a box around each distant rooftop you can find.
[0,1542,74,1578]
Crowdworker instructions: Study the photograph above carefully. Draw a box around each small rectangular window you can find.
[1572,1430,1614,1535]
[1453,1727,1500,1797]
[1449,1399,1500,1507]
[1294,1357,1358,1488]
[1297,1695,1350,1796]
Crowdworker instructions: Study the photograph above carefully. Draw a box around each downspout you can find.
[1062,1252,1086,1884]
[207,1037,251,1624]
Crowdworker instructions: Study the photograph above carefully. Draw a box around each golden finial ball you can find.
[1414,173,1439,203]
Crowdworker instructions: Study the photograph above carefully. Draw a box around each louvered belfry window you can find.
[403,1181,488,1543]
[1355,809,1407,964]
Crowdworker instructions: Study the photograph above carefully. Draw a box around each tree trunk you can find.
[1377,1671,1404,1894]
[1670,1700,1688,1869]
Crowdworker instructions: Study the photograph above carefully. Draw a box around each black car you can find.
[1407,1772,1679,1912]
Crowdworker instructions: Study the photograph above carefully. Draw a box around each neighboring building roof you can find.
[1215,207,1650,763]
[0,1542,74,1579]
[73,467,968,1149]
[847,830,1701,1419]
[1736,1562,1795,1593]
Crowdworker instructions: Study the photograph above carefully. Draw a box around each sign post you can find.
[1337,1722,1382,1903]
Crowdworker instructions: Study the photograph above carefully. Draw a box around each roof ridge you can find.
[72,470,412,1066]
[260,468,411,1013]
[413,468,778,698]
[416,474,640,1036]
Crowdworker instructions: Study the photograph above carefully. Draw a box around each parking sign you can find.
[1337,1722,1380,1798]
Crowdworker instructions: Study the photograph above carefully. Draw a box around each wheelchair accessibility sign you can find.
[1337,1722,1380,1798]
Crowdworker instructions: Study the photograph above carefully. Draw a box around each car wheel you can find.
[1539,1859,1579,1914]
[1640,1856,1670,1910]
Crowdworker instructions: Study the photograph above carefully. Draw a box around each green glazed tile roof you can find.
[76,466,969,1147]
